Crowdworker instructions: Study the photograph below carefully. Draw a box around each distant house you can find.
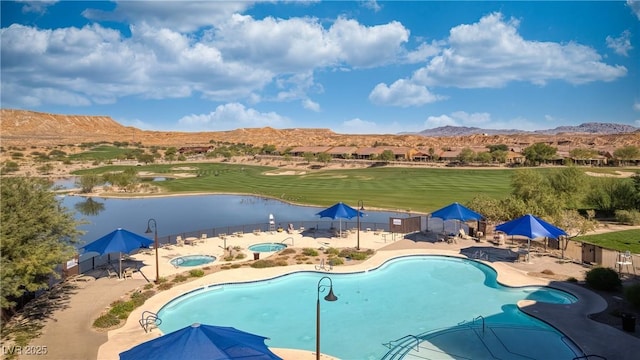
[506,151,525,165]
[325,146,358,159]
[178,146,212,154]
[354,147,384,160]
[289,146,332,157]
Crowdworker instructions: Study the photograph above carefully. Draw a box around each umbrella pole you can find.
[527,239,531,263]
[119,252,122,279]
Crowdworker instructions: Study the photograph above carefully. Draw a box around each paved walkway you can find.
[17,230,640,359]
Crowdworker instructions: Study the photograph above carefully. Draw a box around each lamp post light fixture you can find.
[316,276,338,360]
[145,218,159,283]
[356,200,364,250]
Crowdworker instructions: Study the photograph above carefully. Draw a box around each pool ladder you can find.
[315,258,332,271]
[281,237,294,246]
[139,311,162,333]
[173,257,185,268]
[381,335,419,360]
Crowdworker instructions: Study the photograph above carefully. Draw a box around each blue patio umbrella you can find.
[316,202,364,236]
[81,228,153,277]
[430,202,484,233]
[119,323,282,360]
[495,214,567,262]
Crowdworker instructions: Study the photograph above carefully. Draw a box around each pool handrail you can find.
[381,334,419,360]
[139,311,162,333]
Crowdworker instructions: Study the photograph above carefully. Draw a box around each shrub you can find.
[235,253,246,259]
[325,248,340,256]
[275,260,289,266]
[251,260,276,268]
[302,248,318,256]
[93,313,120,328]
[566,277,578,283]
[109,300,135,319]
[156,277,168,284]
[585,267,621,291]
[189,269,205,277]
[541,269,555,275]
[231,264,242,268]
[328,257,344,266]
[281,248,296,255]
[615,209,640,225]
[624,283,640,309]
[172,275,188,283]
[157,282,174,291]
[143,283,155,290]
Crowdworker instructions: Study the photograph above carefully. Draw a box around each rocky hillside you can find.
[1,109,639,149]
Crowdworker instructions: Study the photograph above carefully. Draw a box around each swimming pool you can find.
[157,256,581,359]
[248,243,287,252]
[169,255,215,267]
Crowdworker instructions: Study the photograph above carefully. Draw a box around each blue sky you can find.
[1,1,639,134]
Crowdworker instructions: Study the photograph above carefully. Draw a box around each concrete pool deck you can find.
[21,230,640,359]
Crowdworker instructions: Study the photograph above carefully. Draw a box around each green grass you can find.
[74,163,513,212]
[576,229,640,253]
[68,145,134,161]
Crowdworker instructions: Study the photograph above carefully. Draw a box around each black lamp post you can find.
[316,276,337,360]
[145,218,159,283]
[356,200,364,250]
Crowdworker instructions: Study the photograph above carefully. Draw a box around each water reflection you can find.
[60,194,413,245]
[74,198,105,216]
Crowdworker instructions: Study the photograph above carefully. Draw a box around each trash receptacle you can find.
[253,252,260,260]
[622,313,636,332]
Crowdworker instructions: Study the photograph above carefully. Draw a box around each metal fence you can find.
[77,219,390,274]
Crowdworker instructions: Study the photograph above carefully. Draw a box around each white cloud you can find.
[177,103,290,131]
[16,0,58,14]
[82,1,251,33]
[606,30,633,56]
[369,79,444,107]
[338,117,403,134]
[361,0,382,13]
[628,0,640,20]
[405,40,443,64]
[633,100,640,112]
[424,115,457,128]
[329,17,409,68]
[412,12,627,88]
[302,98,321,112]
[449,111,491,126]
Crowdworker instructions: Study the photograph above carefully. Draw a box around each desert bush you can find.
[328,257,344,266]
[541,269,555,275]
[189,269,205,277]
[235,253,246,259]
[109,300,135,319]
[585,267,621,291]
[251,260,277,268]
[143,283,155,290]
[93,313,120,328]
[615,210,640,225]
[172,274,188,283]
[566,277,578,283]
[281,248,296,255]
[624,283,640,309]
[157,282,174,291]
[302,248,318,256]
[324,247,340,256]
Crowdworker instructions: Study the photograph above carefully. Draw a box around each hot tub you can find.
[170,255,216,267]
[248,243,287,252]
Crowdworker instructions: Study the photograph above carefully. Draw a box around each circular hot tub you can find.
[170,255,216,267]
[248,243,287,252]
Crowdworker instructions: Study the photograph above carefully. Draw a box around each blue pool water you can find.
[169,255,215,267]
[157,256,580,359]
[248,243,288,252]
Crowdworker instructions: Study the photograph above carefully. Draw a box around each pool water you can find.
[248,243,287,252]
[169,255,215,267]
[157,256,580,359]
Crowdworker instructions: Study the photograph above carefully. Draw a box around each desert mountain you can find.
[415,123,639,137]
[1,109,639,150]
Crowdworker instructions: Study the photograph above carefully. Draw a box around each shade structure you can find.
[495,214,567,262]
[430,202,483,233]
[430,202,484,222]
[81,228,154,277]
[316,202,364,236]
[119,323,282,360]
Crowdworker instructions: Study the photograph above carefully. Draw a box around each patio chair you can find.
[123,268,134,279]
[107,268,119,279]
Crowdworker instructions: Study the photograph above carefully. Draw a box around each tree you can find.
[522,142,557,165]
[76,174,103,193]
[302,152,315,164]
[569,148,598,165]
[1,178,81,313]
[475,151,492,164]
[487,144,509,153]
[316,152,332,164]
[585,177,636,214]
[457,147,475,164]
[613,146,640,166]
[379,150,395,162]
[491,150,508,163]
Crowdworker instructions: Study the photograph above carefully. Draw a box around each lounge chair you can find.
[123,268,134,279]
